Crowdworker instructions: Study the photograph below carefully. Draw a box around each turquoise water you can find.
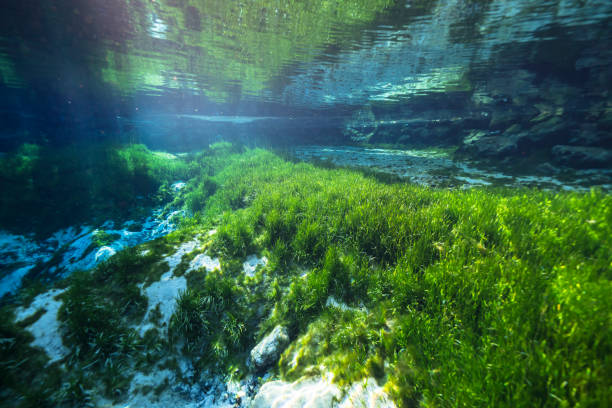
[1,1,611,407]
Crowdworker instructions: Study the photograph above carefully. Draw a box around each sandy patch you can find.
[15,288,69,363]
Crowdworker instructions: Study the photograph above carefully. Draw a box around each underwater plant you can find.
[179,147,612,407]
[169,269,252,370]
[1,146,610,407]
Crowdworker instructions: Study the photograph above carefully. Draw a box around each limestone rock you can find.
[95,246,116,263]
[252,377,397,408]
[243,254,268,277]
[189,253,220,272]
[249,325,290,371]
[14,288,69,364]
[339,378,397,408]
[252,378,340,408]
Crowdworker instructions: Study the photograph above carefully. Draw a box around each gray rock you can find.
[249,325,290,371]
[552,145,612,169]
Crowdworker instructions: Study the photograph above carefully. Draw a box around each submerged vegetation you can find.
[169,271,251,364]
[0,143,194,236]
[1,143,610,407]
[187,147,611,407]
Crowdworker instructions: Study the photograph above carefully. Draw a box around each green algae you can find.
[92,230,120,247]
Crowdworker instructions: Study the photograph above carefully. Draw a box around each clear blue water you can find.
[0,2,611,406]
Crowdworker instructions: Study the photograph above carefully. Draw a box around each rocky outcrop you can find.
[552,145,612,169]
[0,208,186,299]
[248,325,290,372]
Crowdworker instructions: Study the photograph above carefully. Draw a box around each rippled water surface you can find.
[2,2,611,178]
[1,1,610,105]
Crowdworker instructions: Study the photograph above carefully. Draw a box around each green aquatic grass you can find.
[91,230,120,247]
[1,145,610,406]
[52,241,183,401]
[169,270,251,368]
[0,308,64,407]
[181,147,611,407]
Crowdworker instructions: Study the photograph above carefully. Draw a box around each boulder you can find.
[551,145,612,169]
[249,325,290,371]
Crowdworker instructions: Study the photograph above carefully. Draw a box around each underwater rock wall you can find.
[281,0,612,169]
